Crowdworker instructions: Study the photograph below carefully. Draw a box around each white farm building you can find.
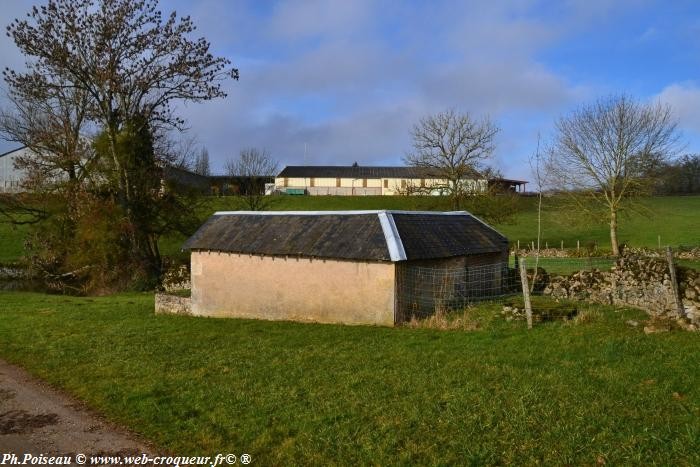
[275,165,487,196]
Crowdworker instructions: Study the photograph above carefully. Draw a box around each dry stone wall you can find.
[161,265,191,291]
[541,254,700,323]
[155,293,192,316]
[0,266,27,280]
[515,246,700,259]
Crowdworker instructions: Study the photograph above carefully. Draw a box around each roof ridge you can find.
[377,212,407,261]
[185,210,507,261]
[0,146,27,159]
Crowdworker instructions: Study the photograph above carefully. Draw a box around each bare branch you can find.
[404,109,498,207]
[545,95,682,255]
[225,148,278,211]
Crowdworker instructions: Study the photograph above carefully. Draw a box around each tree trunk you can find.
[450,179,461,210]
[610,208,619,256]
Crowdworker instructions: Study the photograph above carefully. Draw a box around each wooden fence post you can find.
[666,246,686,318]
[519,261,533,329]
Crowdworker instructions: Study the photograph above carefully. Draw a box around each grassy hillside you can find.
[160,195,700,260]
[0,292,697,464]
[3,195,699,264]
[501,196,700,250]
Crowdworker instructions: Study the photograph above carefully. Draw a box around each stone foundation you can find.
[155,293,192,316]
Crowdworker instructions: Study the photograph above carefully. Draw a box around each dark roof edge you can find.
[277,165,483,178]
[489,177,528,184]
[459,210,508,240]
[0,146,27,158]
[212,210,475,216]
[187,248,394,263]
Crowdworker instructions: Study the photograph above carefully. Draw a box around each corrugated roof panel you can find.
[388,213,507,260]
[183,213,391,261]
[183,210,508,262]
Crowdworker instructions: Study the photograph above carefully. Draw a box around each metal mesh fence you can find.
[396,260,518,322]
[395,248,700,327]
[395,254,683,325]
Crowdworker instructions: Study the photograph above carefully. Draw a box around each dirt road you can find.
[0,358,156,458]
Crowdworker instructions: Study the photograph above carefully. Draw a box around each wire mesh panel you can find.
[395,252,696,326]
[395,259,519,322]
[394,255,620,324]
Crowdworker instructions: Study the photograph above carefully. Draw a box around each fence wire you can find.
[396,261,511,320]
[395,254,677,325]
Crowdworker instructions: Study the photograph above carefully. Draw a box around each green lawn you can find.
[0,220,28,264]
[3,195,699,264]
[0,292,697,464]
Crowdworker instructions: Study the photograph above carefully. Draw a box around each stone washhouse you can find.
[183,210,509,326]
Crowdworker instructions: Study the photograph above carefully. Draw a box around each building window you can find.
[336,178,341,187]
[420,178,425,187]
[383,179,388,188]
[284,178,288,187]
[401,179,407,188]
[310,177,315,187]
[362,178,367,188]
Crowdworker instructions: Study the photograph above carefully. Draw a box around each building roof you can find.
[0,147,27,159]
[488,177,528,185]
[277,165,482,179]
[183,210,507,262]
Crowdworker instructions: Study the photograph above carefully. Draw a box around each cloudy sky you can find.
[1,0,700,179]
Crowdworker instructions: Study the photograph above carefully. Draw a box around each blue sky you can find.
[2,0,700,179]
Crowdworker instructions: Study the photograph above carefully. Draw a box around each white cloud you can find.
[266,0,373,41]
[658,82,700,133]
[0,0,675,180]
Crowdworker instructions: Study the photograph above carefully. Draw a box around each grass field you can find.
[503,196,700,251]
[2,195,699,264]
[0,220,28,264]
[160,195,700,261]
[0,292,698,464]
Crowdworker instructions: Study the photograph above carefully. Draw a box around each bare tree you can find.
[405,109,499,208]
[529,133,543,292]
[193,147,211,176]
[0,82,95,194]
[225,148,278,211]
[546,95,681,256]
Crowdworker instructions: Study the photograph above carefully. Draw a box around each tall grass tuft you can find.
[405,307,480,330]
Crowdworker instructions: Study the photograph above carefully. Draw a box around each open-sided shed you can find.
[183,210,509,326]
